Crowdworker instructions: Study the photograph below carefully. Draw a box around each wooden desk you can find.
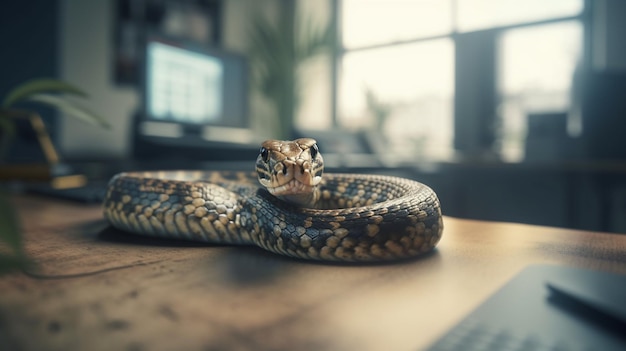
[2,195,626,351]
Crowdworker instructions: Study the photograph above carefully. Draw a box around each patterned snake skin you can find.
[103,138,443,262]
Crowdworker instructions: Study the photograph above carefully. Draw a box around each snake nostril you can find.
[282,166,288,175]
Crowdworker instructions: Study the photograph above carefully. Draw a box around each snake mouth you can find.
[265,179,314,197]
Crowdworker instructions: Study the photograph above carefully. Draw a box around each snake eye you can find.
[310,143,319,159]
[260,147,269,162]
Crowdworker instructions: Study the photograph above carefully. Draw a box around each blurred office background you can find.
[2,0,626,232]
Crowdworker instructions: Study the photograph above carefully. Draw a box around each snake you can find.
[103,138,443,262]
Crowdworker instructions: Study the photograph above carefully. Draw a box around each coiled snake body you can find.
[103,138,443,262]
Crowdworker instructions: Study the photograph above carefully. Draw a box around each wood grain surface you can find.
[1,195,626,351]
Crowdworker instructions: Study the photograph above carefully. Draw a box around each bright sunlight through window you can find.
[339,40,454,159]
[497,21,583,161]
[456,0,584,32]
[337,0,584,161]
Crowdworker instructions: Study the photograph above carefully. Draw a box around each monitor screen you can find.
[140,37,251,144]
[146,40,224,124]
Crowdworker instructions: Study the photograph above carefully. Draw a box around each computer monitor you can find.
[138,37,252,147]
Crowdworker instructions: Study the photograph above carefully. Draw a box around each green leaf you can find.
[0,190,34,276]
[295,16,333,61]
[0,192,22,253]
[2,78,88,108]
[0,255,28,275]
[0,116,17,161]
[247,10,332,139]
[0,114,16,138]
[26,94,111,129]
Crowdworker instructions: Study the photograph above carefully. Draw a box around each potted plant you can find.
[247,9,333,139]
[0,78,109,274]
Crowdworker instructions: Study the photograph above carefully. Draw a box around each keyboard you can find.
[426,265,626,351]
[30,181,108,203]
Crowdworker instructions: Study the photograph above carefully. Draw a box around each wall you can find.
[0,0,60,151]
[59,0,137,159]
[0,1,60,104]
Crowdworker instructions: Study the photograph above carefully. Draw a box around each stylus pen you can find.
[546,282,626,337]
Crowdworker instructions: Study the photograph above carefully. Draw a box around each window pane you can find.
[496,21,583,161]
[342,0,452,49]
[339,39,454,159]
[457,0,583,32]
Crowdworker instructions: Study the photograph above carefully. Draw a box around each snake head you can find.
[256,138,324,207]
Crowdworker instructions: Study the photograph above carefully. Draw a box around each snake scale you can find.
[103,138,443,262]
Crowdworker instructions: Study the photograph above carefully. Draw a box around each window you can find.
[339,40,454,159]
[330,0,585,161]
[342,0,452,49]
[497,21,583,161]
[456,0,583,32]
